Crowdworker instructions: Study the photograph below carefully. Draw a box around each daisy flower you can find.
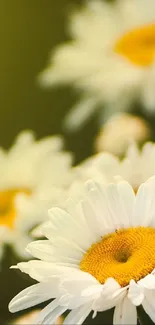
[9,177,155,324]
[40,0,155,131]
[0,130,73,259]
[95,113,150,156]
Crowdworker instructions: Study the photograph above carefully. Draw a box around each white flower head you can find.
[0,130,73,259]
[40,0,155,131]
[95,113,151,156]
[9,176,155,324]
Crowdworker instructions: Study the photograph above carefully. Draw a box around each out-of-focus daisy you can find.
[0,130,73,259]
[9,177,155,324]
[95,113,150,156]
[82,141,155,193]
[13,310,63,325]
[12,310,41,324]
[40,0,155,131]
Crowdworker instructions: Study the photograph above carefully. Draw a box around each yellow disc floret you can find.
[114,24,155,66]
[0,189,30,229]
[80,227,155,287]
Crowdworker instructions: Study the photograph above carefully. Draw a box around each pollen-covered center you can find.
[80,227,155,287]
[0,189,30,229]
[114,24,155,66]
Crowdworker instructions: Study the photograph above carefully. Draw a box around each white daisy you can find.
[95,113,150,156]
[0,130,73,259]
[9,177,155,324]
[40,0,155,130]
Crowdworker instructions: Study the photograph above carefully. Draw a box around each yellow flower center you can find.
[114,24,155,66]
[0,189,30,229]
[80,227,155,287]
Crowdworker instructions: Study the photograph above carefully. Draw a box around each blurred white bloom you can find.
[9,177,155,324]
[40,0,155,131]
[95,113,150,156]
[0,130,73,259]
[13,310,63,324]
[34,140,155,238]
[77,141,155,192]
[13,310,40,324]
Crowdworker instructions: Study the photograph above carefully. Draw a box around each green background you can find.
[0,0,97,165]
[0,1,97,323]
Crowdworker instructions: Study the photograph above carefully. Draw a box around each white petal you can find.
[128,280,144,306]
[26,240,82,265]
[114,297,137,325]
[64,97,98,131]
[81,197,105,240]
[92,278,126,312]
[61,270,99,297]
[59,294,89,310]
[12,233,32,259]
[82,284,103,299]
[63,303,92,325]
[91,153,119,181]
[142,292,155,323]
[9,283,53,313]
[15,260,77,283]
[44,306,66,324]
[133,177,155,227]
[106,182,135,229]
[116,181,135,226]
[35,300,66,325]
[12,130,35,150]
[59,270,99,310]
[84,181,116,234]
[41,224,85,258]
[47,208,93,251]
[59,272,100,310]
[138,274,155,290]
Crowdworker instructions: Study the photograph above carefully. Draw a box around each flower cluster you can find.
[3,1,155,325]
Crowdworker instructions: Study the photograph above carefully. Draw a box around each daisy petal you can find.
[138,274,155,289]
[133,177,155,227]
[15,260,77,284]
[35,300,66,325]
[63,303,92,325]
[106,181,135,229]
[128,280,144,306]
[64,97,97,131]
[9,283,53,313]
[114,297,137,324]
[61,270,99,297]
[142,292,155,323]
[26,240,82,265]
[92,278,126,312]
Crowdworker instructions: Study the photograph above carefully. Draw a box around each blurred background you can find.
[0,1,98,323]
[0,0,97,165]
